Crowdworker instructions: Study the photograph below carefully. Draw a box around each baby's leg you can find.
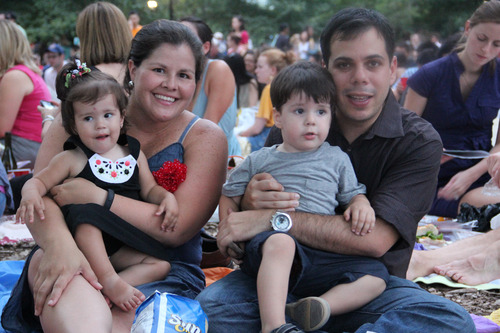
[110,246,171,286]
[321,275,386,315]
[74,224,145,312]
[258,233,296,333]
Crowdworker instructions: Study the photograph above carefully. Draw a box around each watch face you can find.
[273,212,291,231]
[275,215,290,229]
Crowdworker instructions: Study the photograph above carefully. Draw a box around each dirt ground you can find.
[1,222,499,318]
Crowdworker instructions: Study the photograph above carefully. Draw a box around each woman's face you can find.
[464,21,500,67]
[232,17,241,31]
[129,43,197,123]
[244,53,256,73]
[255,55,275,84]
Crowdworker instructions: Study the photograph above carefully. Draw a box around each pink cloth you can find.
[7,65,50,143]
[240,30,249,45]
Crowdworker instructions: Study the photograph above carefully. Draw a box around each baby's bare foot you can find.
[100,274,145,311]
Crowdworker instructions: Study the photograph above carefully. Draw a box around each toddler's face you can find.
[73,93,124,155]
[273,92,332,153]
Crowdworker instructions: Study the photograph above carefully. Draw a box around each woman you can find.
[231,15,249,55]
[1,20,227,332]
[224,53,258,109]
[36,1,132,168]
[180,16,241,156]
[239,48,295,152]
[0,20,51,169]
[404,0,500,218]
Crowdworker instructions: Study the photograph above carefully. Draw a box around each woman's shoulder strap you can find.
[178,116,201,144]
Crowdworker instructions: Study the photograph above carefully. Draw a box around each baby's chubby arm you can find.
[344,194,376,236]
[137,151,179,232]
[17,151,75,223]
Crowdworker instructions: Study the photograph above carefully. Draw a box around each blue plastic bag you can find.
[132,290,208,333]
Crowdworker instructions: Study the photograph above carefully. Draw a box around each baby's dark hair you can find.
[56,62,128,136]
[270,61,335,112]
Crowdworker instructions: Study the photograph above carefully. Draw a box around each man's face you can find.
[47,52,64,69]
[327,27,396,129]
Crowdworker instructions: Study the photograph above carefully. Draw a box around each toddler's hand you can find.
[344,195,375,236]
[16,191,45,223]
[156,194,178,232]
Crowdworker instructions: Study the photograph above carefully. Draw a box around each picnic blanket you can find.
[0,216,33,245]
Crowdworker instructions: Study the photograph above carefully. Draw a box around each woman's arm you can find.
[403,88,427,116]
[51,119,228,247]
[203,60,236,124]
[439,126,500,200]
[34,113,69,173]
[0,70,33,137]
[239,118,267,137]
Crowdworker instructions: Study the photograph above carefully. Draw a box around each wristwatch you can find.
[270,211,292,232]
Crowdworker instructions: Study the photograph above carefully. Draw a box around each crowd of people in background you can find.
[0,2,499,332]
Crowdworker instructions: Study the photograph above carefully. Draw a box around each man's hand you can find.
[217,209,274,257]
[240,173,299,211]
[30,244,101,316]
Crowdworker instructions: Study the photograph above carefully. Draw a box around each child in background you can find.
[220,62,388,333]
[17,62,177,311]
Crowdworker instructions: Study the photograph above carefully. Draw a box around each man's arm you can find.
[287,212,399,257]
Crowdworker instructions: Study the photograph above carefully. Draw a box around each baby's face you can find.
[273,92,332,153]
[73,93,124,155]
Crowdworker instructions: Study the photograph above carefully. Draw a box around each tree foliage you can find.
[0,0,485,52]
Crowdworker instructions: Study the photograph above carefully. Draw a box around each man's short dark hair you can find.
[320,7,395,67]
[279,23,289,32]
[270,61,335,112]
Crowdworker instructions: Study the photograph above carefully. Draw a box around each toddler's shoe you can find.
[285,296,330,332]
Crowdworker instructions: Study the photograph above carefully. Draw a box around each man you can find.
[43,43,67,102]
[128,10,142,37]
[196,8,475,333]
[274,23,291,52]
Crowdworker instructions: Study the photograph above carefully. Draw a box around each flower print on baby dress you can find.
[89,153,137,184]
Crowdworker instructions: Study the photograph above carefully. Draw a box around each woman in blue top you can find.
[2,20,227,332]
[180,16,241,156]
[404,1,500,218]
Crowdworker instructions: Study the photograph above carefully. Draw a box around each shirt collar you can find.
[363,92,404,140]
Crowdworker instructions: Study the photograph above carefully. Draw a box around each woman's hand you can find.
[50,178,107,206]
[487,153,500,187]
[438,170,476,200]
[31,243,101,316]
[240,173,299,211]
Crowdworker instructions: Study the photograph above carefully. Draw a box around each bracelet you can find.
[42,115,55,125]
[103,189,115,210]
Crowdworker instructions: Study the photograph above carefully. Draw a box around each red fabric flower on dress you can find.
[152,159,187,193]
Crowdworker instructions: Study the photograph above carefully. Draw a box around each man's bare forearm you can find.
[288,212,399,257]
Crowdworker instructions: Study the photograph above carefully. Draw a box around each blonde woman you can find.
[36,1,132,171]
[239,48,295,151]
[0,20,51,168]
